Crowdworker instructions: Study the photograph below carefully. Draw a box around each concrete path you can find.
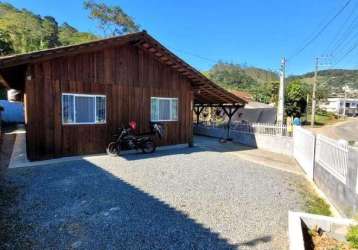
[195,136,303,176]
[2,136,309,250]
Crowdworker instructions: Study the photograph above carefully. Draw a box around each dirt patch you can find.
[304,226,352,250]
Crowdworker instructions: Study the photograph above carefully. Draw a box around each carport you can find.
[193,87,247,139]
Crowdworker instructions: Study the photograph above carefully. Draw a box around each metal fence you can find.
[230,122,290,136]
[316,134,349,184]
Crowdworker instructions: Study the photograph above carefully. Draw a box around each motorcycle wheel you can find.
[106,142,120,156]
[142,141,156,154]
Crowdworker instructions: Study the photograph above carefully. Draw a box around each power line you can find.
[324,1,358,54]
[168,47,219,64]
[329,12,358,57]
[288,0,351,62]
[334,40,358,66]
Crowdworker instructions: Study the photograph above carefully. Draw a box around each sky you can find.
[5,0,358,75]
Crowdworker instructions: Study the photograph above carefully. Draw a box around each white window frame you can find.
[62,93,106,125]
[151,97,179,122]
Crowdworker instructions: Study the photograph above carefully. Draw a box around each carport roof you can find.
[0,31,247,106]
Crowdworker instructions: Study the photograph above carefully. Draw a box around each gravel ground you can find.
[2,141,308,250]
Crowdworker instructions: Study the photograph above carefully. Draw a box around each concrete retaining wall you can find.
[194,125,294,156]
[313,147,358,217]
[193,126,227,138]
[230,131,293,156]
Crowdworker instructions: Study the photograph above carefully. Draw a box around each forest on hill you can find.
[288,69,358,93]
[203,62,279,103]
[205,62,358,103]
[0,2,98,55]
[0,1,139,56]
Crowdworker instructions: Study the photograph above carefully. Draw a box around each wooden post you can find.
[222,105,240,140]
[194,106,204,125]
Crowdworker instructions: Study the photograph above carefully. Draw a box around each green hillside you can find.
[288,69,358,94]
[205,62,358,101]
[204,62,278,91]
[0,2,98,56]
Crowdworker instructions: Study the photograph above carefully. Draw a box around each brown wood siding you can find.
[25,44,193,160]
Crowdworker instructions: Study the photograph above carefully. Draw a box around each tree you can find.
[0,2,98,54]
[0,30,14,55]
[206,62,257,90]
[41,16,60,48]
[285,80,309,117]
[83,0,139,37]
[251,81,279,104]
[59,22,97,45]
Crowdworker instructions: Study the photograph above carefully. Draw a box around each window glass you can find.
[62,95,74,123]
[75,96,95,123]
[171,99,178,120]
[151,97,178,121]
[96,96,106,123]
[62,94,106,124]
[151,98,159,121]
[159,99,171,121]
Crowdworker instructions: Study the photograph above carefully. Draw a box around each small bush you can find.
[305,196,332,216]
[347,225,358,248]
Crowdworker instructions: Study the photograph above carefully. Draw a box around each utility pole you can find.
[306,93,310,122]
[311,56,331,127]
[311,57,319,127]
[343,85,348,118]
[277,57,286,124]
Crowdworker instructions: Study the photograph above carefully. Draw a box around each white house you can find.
[319,97,358,116]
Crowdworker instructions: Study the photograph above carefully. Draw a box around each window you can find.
[62,93,106,124]
[151,97,178,121]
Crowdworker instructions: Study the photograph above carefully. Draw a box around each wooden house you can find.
[0,31,246,160]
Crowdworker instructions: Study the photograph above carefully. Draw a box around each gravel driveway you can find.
[2,139,307,250]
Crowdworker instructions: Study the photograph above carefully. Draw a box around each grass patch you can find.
[305,195,332,216]
[296,181,332,216]
[304,113,339,127]
[347,225,358,248]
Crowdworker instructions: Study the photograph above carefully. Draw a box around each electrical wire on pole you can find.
[311,56,331,127]
[288,0,351,62]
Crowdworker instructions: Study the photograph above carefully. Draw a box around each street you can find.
[309,118,358,142]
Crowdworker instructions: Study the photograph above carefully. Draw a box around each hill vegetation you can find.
[0,2,98,55]
[204,62,278,89]
[0,1,139,56]
[205,63,358,103]
[288,69,358,94]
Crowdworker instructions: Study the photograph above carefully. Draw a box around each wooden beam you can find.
[0,73,10,88]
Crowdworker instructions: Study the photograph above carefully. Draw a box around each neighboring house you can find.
[0,31,246,160]
[226,91,277,123]
[320,97,358,117]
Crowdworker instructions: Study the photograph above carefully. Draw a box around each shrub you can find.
[347,225,358,248]
[305,196,332,216]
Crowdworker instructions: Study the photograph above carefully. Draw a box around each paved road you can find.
[2,139,308,250]
[310,118,358,142]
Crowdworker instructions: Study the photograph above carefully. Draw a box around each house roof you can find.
[245,101,275,109]
[0,31,247,106]
[230,90,252,102]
